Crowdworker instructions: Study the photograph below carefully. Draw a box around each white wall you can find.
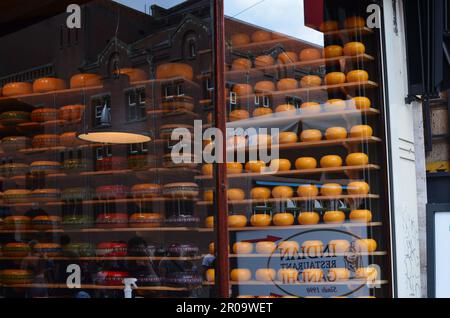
[383,0,422,297]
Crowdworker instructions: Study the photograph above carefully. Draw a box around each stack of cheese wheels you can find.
[156,63,193,81]
[33,77,66,93]
[70,73,102,88]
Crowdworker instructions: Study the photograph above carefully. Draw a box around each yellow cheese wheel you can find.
[202,164,213,176]
[228,215,248,228]
[230,269,252,281]
[206,269,215,282]
[70,74,102,88]
[299,48,322,61]
[2,82,33,96]
[300,102,321,113]
[345,16,366,29]
[347,181,370,195]
[300,129,322,142]
[347,70,369,83]
[255,241,277,254]
[255,269,276,282]
[350,125,373,138]
[255,55,275,68]
[205,216,214,228]
[278,241,299,254]
[295,157,317,170]
[245,160,266,173]
[33,77,66,93]
[321,183,343,196]
[250,214,272,227]
[250,187,271,200]
[272,186,294,198]
[325,72,346,85]
[232,84,253,96]
[301,240,324,256]
[231,33,250,46]
[320,21,339,32]
[355,267,378,281]
[227,189,245,201]
[343,42,366,56]
[351,96,372,110]
[226,162,243,174]
[355,239,377,252]
[279,132,298,144]
[275,104,296,113]
[328,240,351,253]
[320,155,343,168]
[346,153,369,166]
[273,213,295,226]
[253,107,273,117]
[277,78,298,91]
[297,185,319,197]
[297,212,320,225]
[277,51,298,64]
[255,80,276,92]
[269,159,291,172]
[300,75,322,88]
[323,211,346,224]
[233,242,254,254]
[324,99,347,112]
[325,127,348,140]
[349,210,373,223]
[231,58,252,70]
[229,109,250,122]
[324,45,343,58]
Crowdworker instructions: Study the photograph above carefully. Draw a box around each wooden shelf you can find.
[0,256,202,261]
[196,164,380,181]
[0,283,191,291]
[226,137,382,154]
[225,251,387,258]
[226,107,380,129]
[226,54,375,80]
[198,221,383,232]
[204,279,388,287]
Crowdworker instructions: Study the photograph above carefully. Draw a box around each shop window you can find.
[129,143,148,155]
[125,87,147,122]
[184,32,197,59]
[162,82,185,98]
[95,145,112,160]
[91,94,111,128]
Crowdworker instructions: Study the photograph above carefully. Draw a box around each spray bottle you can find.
[123,278,138,299]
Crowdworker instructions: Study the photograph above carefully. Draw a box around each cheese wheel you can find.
[300,102,321,113]
[346,153,369,166]
[70,74,102,88]
[206,269,215,282]
[273,213,295,226]
[297,212,320,225]
[255,81,276,92]
[202,163,213,176]
[255,55,275,68]
[299,48,322,61]
[300,129,322,142]
[231,269,252,282]
[231,33,250,46]
[232,58,252,71]
[245,160,266,173]
[320,21,339,32]
[232,84,253,96]
[251,30,272,43]
[347,181,370,195]
[324,99,347,112]
[255,241,276,254]
[2,82,33,97]
[301,240,324,256]
[33,77,66,93]
[325,127,348,140]
[277,52,298,64]
[279,132,298,144]
[229,109,250,122]
[325,72,346,85]
[297,185,319,197]
[324,45,343,58]
[233,242,253,254]
[275,104,296,113]
[354,239,377,252]
[269,159,291,172]
[345,16,366,29]
[328,240,351,253]
[253,107,273,117]
[300,75,322,88]
[320,155,343,168]
[350,125,373,138]
[227,189,245,201]
[355,267,378,281]
[351,96,372,110]
[156,64,192,80]
[277,78,298,91]
[250,214,271,227]
[347,70,369,83]
[343,42,366,56]
[205,216,214,228]
[349,209,373,223]
[203,190,214,202]
[323,211,346,224]
[321,183,343,196]
[228,215,248,228]
[272,186,294,199]
[226,162,243,174]
[295,157,317,170]
[250,187,271,200]
[278,241,299,254]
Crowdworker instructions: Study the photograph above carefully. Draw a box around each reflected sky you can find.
[113,0,323,46]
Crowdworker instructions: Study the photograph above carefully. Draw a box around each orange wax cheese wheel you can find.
[255,269,276,282]
[302,269,323,282]
[273,213,295,226]
[277,78,298,91]
[230,269,252,282]
[324,99,347,112]
[229,109,249,122]
[301,240,324,256]
[275,104,296,113]
[351,96,371,109]
[227,189,245,201]
[323,211,346,224]
[295,157,317,170]
[156,64,192,80]
[301,102,321,113]
[272,186,294,199]
[245,161,266,173]
[251,30,272,43]
[278,132,298,144]
[255,55,275,68]
[255,81,276,92]
[328,268,350,281]
[345,16,366,29]
[297,212,320,225]
[250,187,271,200]
[343,42,366,56]
[206,269,215,282]
[233,242,254,254]
[350,125,373,138]
[350,210,373,223]
[205,216,214,228]
[347,181,370,195]
[328,240,351,253]
[277,51,298,64]
[269,159,291,172]
[253,107,273,117]
[33,77,66,93]
[321,183,343,196]
[320,20,339,32]
[320,155,343,168]
[2,82,33,96]
[355,267,378,281]
[325,72,346,85]
[232,84,253,96]
[231,33,250,46]
[324,45,343,58]
[70,74,102,88]
[228,215,248,228]
[299,48,322,61]
[300,75,322,88]
[203,190,214,202]
[325,127,347,140]
[300,129,322,142]
[255,241,276,254]
[355,239,377,252]
[226,162,243,174]
[346,153,369,166]
[347,70,369,83]
[278,241,299,254]
[232,58,252,71]
[202,164,213,176]
[297,185,319,197]
[250,214,272,227]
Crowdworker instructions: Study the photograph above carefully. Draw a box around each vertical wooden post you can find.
[213,0,230,298]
